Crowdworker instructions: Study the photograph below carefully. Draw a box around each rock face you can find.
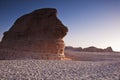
[0,8,68,60]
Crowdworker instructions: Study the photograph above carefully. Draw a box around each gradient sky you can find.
[0,0,120,51]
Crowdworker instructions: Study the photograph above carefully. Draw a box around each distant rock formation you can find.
[65,46,82,51]
[104,47,113,52]
[0,8,68,60]
[65,46,113,52]
[83,46,103,52]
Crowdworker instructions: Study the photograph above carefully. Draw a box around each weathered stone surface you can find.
[0,8,68,60]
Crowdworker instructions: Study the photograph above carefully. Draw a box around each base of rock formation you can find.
[0,39,66,60]
[0,47,65,60]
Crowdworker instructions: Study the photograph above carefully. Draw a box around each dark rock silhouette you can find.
[65,46,83,51]
[104,47,113,52]
[83,46,103,52]
[0,8,68,60]
[65,46,114,52]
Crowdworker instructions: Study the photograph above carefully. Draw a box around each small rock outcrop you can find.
[83,46,103,52]
[104,47,113,52]
[0,8,68,60]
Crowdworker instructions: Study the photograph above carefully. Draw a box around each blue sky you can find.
[0,0,120,51]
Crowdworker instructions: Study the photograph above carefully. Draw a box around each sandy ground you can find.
[0,60,120,80]
[65,50,120,61]
[0,50,120,80]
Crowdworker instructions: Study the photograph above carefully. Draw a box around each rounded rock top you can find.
[33,8,57,15]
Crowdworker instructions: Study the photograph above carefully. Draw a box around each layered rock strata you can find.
[0,8,68,60]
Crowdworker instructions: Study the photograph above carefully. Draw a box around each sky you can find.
[0,0,120,51]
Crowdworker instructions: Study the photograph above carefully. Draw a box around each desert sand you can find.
[65,50,120,61]
[0,50,120,80]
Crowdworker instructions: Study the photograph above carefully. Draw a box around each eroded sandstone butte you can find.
[0,8,68,60]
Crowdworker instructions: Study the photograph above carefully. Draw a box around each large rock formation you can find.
[0,8,68,60]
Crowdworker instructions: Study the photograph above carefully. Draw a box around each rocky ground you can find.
[0,60,120,80]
